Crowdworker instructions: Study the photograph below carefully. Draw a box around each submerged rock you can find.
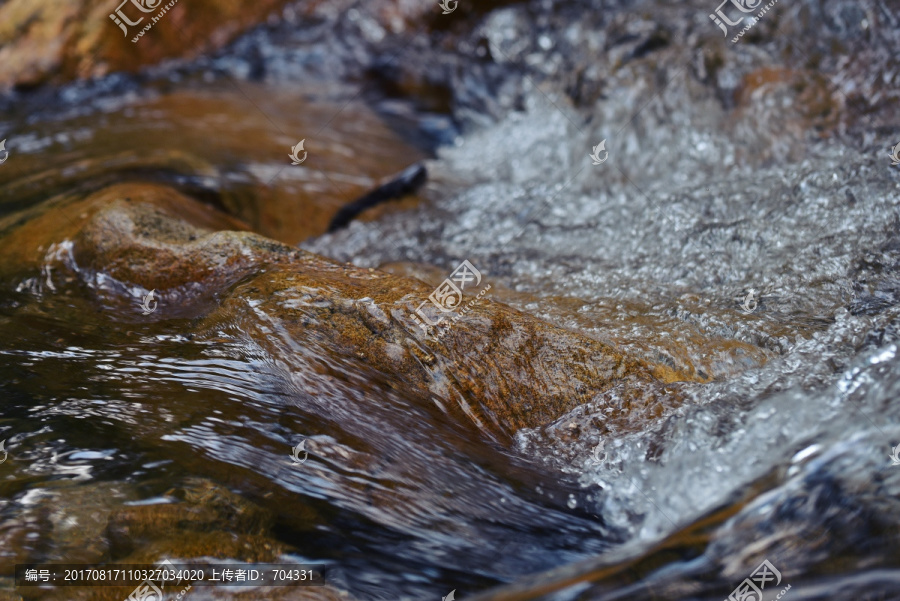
[106,478,276,559]
[32,478,353,601]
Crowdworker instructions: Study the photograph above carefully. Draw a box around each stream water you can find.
[1,0,900,599]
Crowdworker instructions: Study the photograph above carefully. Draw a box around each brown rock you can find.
[0,0,293,90]
[0,0,438,91]
[23,183,685,439]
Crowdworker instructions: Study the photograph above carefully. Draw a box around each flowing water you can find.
[1,0,900,599]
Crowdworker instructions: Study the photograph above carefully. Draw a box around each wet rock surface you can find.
[7,182,684,438]
[0,84,426,245]
[0,0,433,91]
[0,0,295,90]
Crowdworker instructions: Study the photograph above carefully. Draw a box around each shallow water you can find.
[2,0,900,599]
